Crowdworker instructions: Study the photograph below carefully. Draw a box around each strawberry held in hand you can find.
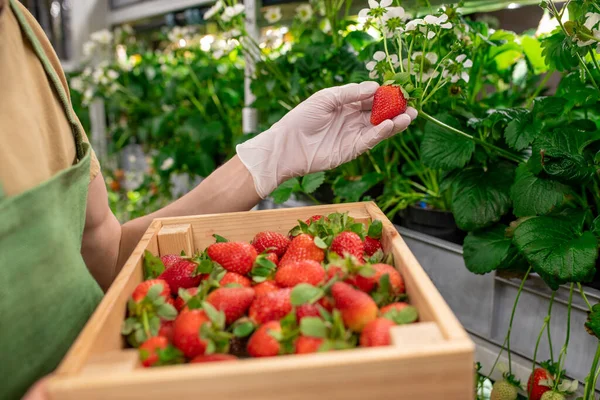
[370,85,407,126]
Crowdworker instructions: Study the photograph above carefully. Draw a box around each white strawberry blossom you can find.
[82,41,96,58]
[221,4,245,22]
[381,6,405,38]
[365,50,399,79]
[204,1,223,20]
[70,77,84,92]
[403,52,440,82]
[358,0,392,22]
[264,7,282,24]
[576,12,600,48]
[442,54,473,83]
[90,29,113,45]
[160,157,175,171]
[296,4,313,23]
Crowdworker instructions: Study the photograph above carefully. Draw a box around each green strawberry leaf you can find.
[202,301,226,328]
[450,163,515,231]
[213,234,229,243]
[148,315,161,336]
[180,250,186,257]
[233,320,255,338]
[510,163,570,217]
[271,178,301,204]
[371,273,392,306]
[156,303,178,321]
[146,283,164,301]
[540,28,579,72]
[291,284,325,306]
[358,265,375,277]
[463,224,515,275]
[156,345,185,366]
[592,215,600,241]
[301,172,326,194]
[121,317,139,335]
[300,317,328,338]
[384,305,419,325]
[314,237,328,250]
[504,113,542,151]
[255,256,277,271]
[317,305,333,322]
[143,250,165,280]
[532,96,568,119]
[196,259,214,275]
[349,223,366,240]
[205,339,216,355]
[585,303,600,339]
[513,214,598,290]
[133,329,147,347]
[367,220,383,239]
[420,113,475,170]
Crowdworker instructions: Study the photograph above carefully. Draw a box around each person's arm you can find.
[82,156,260,291]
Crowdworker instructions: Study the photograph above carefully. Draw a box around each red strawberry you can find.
[158,320,174,342]
[275,260,325,288]
[161,254,183,269]
[266,252,279,266]
[220,272,252,288]
[380,302,409,316]
[279,234,325,268]
[253,280,280,297]
[132,279,171,303]
[207,287,255,325]
[527,368,553,400]
[296,303,321,322]
[247,321,281,357]
[331,282,378,332]
[330,232,364,260]
[252,231,290,258]
[190,354,238,363]
[326,265,346,280]
[370,85,407,126]
[174,287,199,312]
[207,242,257,275]
[360,318,395,347]
[354,263,405,294]
[139,336,169,367]
[295,336,324,354]
[158,260,203,295]
[172,309,210,358]
[318,296,335,312]
[364,237,383,257]
[249,288,292,324]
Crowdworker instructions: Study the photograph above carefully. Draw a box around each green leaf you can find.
[533,96,568,118]
[513,215,599,289]
[157,303,178,321]
[421,114,475,170]
[143,250,165,279]
[300,317,328,338]
[121,317,139,335]
[504,114,542,151]
[233,320,255,338]
[314,236,328,250]
[450,163,516,231]
[521,35,548,74]
[592,216,600,240]
[384,305,418,324]
[146,283,164,301]
[367,220,383,239]
[333,172,383,202]
[290,284,325,306]
[301,172,326,194]
[271,178,301,204]
[358,265,375,277]
[202,301,225,328]
[463,224,514,275]
[541,29,579,72]
[196,259,214,274]
[213,234,229,243]
[585,304,600,339]
[510,163,570,217]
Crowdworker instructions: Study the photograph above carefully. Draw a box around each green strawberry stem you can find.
[489,266,532,378]
[584,342,600,400]
[530,291,556,398]
[418,110,526,164]
[579,283,593,311]
[553,283,574,390]
[142,310,151,339]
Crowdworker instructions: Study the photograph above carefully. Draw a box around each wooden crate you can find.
[47,202,474,400]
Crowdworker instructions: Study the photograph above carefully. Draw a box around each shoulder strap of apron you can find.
[9,0,85,161]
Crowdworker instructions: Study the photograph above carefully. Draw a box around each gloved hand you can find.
[236,81,418,199]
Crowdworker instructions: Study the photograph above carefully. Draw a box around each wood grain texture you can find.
[48,203,474,399]
[158,224,194,256]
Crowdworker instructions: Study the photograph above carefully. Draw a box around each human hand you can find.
[236,81,417,198]
[22,377,49,400]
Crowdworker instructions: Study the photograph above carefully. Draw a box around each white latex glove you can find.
[236,81,418,199]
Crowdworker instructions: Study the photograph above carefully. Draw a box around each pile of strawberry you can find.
[121,213,418,367]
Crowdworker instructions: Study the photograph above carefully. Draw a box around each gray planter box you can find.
[399,227,600,394]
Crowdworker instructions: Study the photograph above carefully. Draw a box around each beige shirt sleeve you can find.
[0,2,100,198]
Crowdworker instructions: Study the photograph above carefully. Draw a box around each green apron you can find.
[0,2,104,398]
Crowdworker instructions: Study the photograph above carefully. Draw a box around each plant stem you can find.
[547,294,555,364]
[142,310,151,338]
[577,52,600,91]
[590,48,600,75]
[525,71,553,108]
[530,291,556,399]
[489,266,532,377]
[584,342,600,400]
[554,283,574,389]
[419,110,525,163]
[578,283,593,311]
[365,151,382,174]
